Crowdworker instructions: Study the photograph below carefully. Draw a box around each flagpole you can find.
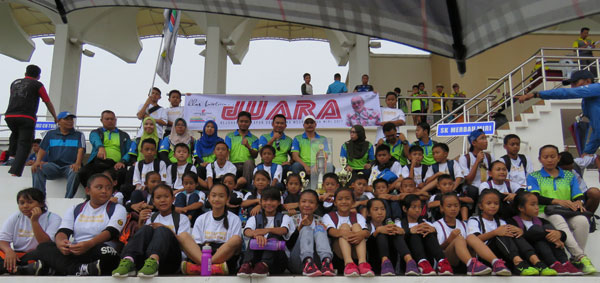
[151,33,165,90]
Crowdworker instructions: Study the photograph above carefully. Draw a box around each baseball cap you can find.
[562,70,595,85]
[468,129,485,144]
[302,115,316,124]
[57,111,76,120]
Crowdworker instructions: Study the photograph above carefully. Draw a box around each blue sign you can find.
[35,121,56,131]
[436,121,495,137]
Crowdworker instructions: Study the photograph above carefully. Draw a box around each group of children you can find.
[0,121,598,277]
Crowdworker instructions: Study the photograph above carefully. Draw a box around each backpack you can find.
[256,163,279,180]
[150,211,182,234]
[137,159,161,178]
[170,163,194,185]
[147,104,162,115]
[511,215,542,231]
[327,211,358,227]
[465,152,492,170]
[500,154,528,174]
[436,219,467,242]
[375,168,399,183]
[255,212,284,229]
[486,180,513,193]
[432,160,456,180]
[74,201,115,220]
[420,164,429,183]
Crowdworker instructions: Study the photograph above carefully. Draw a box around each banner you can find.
[156,9,180,84]
[436,121,495,137]
[184,92,382,130]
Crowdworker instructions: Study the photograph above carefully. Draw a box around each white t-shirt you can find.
[132,160,168,186]
[253,164,282,182]
[375,107,406,142]
[459,152,495,187]
[165,106,184,132]
[166,164,198,189]
[401,164,428,185]
[244,214,295,240]
[358,192,375,200]
[467,216,506,240]
[136,103,168,138]
[242,192,285,203]
[60,201,127,244]
[112,192,124,205]
[404,220,432,229]
[424,161,464,182]
[144,212,191,235]
[322,212,368,230]
[193,211,242,244]
[206,161,237,180]
[478,180,519,194]
[0,211,61,252]
[369,162,403,185]
[175,190,206,206]
[498,155,533,188]
[433,218,468,244]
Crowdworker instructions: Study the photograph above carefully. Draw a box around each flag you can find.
[156,9,180,84]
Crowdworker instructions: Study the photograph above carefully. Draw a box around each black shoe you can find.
[17,260,43,275]
[76,260,101,276]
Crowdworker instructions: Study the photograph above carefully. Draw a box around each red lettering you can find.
[316,99,342,120]
[266,101,292,120]
[293,100,316,120]
[221,101,244,120]
[244,101,268,120]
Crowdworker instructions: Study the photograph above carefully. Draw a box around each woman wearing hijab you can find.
[127,117,161,162]
[159,118,195,165]
[194,120,224,180]
[340,125,374,175]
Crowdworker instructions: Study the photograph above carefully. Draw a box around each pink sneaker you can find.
[358,262,374,277]
[344,262,359,277]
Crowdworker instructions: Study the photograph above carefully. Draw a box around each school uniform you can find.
[322,211,368,230]
[242,213,296,273]
[0,211,61,266]
[424,160,464,182]
[228,190,244,215]
[120,212,191,274]
[132,159,167,186]
[507,216,569,266]
[401,164,429,186]
[398,218,445,263]
[35,201,127,275]
[432,218,468,245]
[174,190,206,221]
[478,180,521,218]
[287,214,333,274]
[498,155,533,188]
[368,161,403,186]
[366,221,411,274]
[206,160,237,181]
[112,192,125,205]
[166,163,197,190]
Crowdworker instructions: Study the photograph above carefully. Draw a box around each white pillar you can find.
[203,25,227,94]
[48,24,82,114]
[348,35,370,90]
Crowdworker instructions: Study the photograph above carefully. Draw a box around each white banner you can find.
[184,92,382,130]
[156,9,180,84]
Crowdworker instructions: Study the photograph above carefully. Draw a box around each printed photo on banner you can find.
[183,92,382,130]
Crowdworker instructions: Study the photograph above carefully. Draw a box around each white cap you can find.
[302,115,316,123]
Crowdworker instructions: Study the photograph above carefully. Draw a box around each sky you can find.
[0,37,426,130]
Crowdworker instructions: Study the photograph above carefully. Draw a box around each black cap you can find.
[562,70,595,85]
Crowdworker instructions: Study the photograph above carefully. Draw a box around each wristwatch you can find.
[532,91,539,98]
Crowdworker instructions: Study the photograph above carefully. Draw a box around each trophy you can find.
[298,171,310,190]
[337,157,352,187]
[315,144,326,192]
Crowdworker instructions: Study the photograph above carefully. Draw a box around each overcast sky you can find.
[0,38,426,129]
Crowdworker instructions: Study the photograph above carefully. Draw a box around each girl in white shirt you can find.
[478,161,520,219]
[179,183,243,275]
[34,174,127,276]
[112,184,190,277]
[0,188,61,275]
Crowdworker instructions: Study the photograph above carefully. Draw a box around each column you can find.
[203,25,227,94]
[48,24,82,115]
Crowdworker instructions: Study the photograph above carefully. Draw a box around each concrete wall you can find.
[369,54,432,96]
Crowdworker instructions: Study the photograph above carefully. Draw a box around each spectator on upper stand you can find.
[32,112,85,198]
[450,83,466,122]
[301,73,313,95]
[354,74,375,93]
[431,84,447,124]
[25,139,42,166]
[79,110,131,189]
[326,73,348,94]
[225,111,259,188]
[418,82,429,118]
[136,87,168,138]
[395,87,409,113]
[572,27,595,67]
[164,90,184,136]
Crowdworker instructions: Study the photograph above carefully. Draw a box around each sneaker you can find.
[467,258,492,276]
[237,262,252,277]
[251,262,269,277]
[418,260,436,276]
[550,262,568,276]
[492,259,511,276]
[576,256,597,275]
[405,259,419,276]
[563,261,583,275]
[534,262,557,276]
[516,261,539,276]
[381,259,395,276]
[137,258,158,278]
[437,258,453,275]
[320,258,336,276]
[302,259,322,277]
[76,260,101,276]
[18,260,43,275]
[112,259,136,278]
[181,261,202,275]
[343,262,359,277]
[358,262,374,277]
[211,262,228,275]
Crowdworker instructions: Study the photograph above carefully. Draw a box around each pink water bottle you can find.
[201,244,212,276]
[249,238,286,251]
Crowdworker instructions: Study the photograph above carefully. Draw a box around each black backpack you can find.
[137,159,161,178]
[432,160,455,180]
[150,211,181,234]
[170,163,194,185]
[255,212,284,229]
[500,154,528,174]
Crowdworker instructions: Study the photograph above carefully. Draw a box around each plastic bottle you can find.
[201,244,212,276]
[249,238,286,251]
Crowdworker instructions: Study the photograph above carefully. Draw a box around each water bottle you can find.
[201,244,212,276]
[249,238,286,251]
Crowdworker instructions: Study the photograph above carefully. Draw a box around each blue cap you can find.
[468,129,485,144]
[57,111,76,120]
[562,70,595,85]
